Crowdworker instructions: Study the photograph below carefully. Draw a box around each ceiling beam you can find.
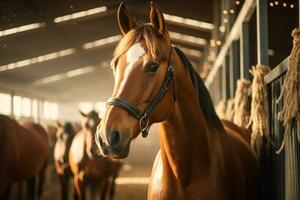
[163,13,214,31]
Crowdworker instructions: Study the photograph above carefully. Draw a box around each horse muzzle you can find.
[95,129,131,159]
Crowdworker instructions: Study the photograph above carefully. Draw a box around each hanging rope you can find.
[247,65,271,156]
[233,79,251,128]
[276,28,300,154]
[225,98,235,122]
[215,100,227,119]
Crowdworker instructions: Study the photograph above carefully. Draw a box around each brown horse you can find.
[221,119,251,144]
[54,122,76,200]
[0,115,48,200]
[69,111,122,200]
[96,2,261,200]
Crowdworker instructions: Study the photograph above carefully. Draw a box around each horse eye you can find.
[145,62,159,73]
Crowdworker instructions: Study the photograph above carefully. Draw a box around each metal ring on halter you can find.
[139,115,150,137]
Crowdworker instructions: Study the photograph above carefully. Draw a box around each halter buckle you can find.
[139,114,150,137]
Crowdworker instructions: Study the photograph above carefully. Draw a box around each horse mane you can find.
[174,47,224,131]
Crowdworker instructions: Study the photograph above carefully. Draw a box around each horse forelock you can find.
[112,25,166,67]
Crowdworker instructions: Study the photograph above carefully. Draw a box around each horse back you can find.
[221,119,251,144]
[0,115,48,183]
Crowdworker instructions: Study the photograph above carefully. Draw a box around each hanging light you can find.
[235,1,240,5]
[219,26,225,33]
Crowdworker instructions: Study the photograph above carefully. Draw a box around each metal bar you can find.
[240,22,250,79]
[205,0,256,87]
[233,40,240,94]
[222,63,227,100]
[229,46,235,98]
[256,0,269,65]
[218,68,222,103]
[225,55,230,99]
[264,56,289,84]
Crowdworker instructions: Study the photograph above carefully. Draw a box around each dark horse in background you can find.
[0,115,48,200]
[96,2,261,200]
[54,122,76,200]
[69,111,122,200]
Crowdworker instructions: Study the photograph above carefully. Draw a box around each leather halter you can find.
[107,47,175,137]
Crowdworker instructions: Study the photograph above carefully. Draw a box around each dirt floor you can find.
[10,163,151,200]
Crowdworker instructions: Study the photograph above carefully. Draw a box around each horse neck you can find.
[158,51,212,186]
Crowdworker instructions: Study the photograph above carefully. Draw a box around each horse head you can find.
[96,2,176,158]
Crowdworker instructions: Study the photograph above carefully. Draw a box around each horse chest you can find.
[148,151,186,200]
[70,133,86,165]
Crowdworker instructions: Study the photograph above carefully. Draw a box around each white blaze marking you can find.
[117,43,145,95]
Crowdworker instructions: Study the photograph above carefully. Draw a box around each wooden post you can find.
[240,22,250,79]
[225,54,230,99]
[222,63,227,101]
[256,0,269,65]
[10,91,14,119]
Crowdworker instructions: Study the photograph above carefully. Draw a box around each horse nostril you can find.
[109,130,121,148]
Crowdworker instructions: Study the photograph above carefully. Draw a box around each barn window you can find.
[50,103,58,120]
[32,99,38,119]
[95,102,106,118]
[13,96,22,117]
[43,101,58,120]
[78,102,94,114]
[0,93,11,115]
[22,97,31,117]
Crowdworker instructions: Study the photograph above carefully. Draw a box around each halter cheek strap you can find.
[107,47,176,137]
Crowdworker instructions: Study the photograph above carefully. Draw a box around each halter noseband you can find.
[107,47,175,137]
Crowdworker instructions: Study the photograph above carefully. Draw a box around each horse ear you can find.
[149,1,166,35]
[56,121,62,128]
[79,110,87,117]
[117,1,137,35]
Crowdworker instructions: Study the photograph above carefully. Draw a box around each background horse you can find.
[54,122,76,200]
[69,111,122,200]
[96,2,261,200]
[43,123,59,185]
[0,115,48,200]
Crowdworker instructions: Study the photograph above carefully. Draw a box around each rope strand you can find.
[233,79,251,128]
[247,65,271,156]
[276,28,300,154]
